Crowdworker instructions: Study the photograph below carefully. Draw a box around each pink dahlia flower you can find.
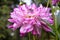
[8,4,53,35]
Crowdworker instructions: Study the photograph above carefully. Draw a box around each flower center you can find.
[25,14,34,18]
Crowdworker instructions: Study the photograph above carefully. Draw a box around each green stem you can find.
[28,33,30,40]
[33,35,35,40]
[47,0,50,7]
[54,15,60,40]
[41,30,44,40]
[47,33,50,40]
[50,0,59,40]
[35,35,37,40]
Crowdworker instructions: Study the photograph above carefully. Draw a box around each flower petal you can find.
[41,22,52,32]
[8,19,15,23]
[20,24,33,33]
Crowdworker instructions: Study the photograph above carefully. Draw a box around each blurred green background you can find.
[0,0,21,40]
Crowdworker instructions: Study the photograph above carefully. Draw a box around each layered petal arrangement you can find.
[8,4,53,36]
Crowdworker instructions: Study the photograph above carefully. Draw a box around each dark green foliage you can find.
[0,0,19,40]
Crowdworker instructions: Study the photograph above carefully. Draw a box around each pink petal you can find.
[8,25,13,28]
[32,30,37,35]
[41,22,52,32]
[20,24,33,33]
[31,3,36,10]
[8,23,20,31]
[8,19,15,23]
